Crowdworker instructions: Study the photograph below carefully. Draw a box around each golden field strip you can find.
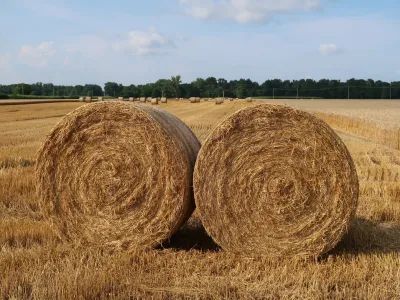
[0,100,400,299]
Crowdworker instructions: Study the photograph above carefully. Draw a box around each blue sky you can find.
[0,0,399,86]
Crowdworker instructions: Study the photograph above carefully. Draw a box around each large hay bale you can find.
[118,97,124,101]
[161,97,167,103]
[146,97,152,103]
[36,102,200,251]
[196,97,200,103]
[151,98,159,105]
[189,97,198,103]
[79,97,84,102]
[246,97,253,103]
[193,104,359,258]
[129,97,134,102]
[215,98,224,105]
[98,97,104,101]
[85,97,92,103]
[139,97,146,103]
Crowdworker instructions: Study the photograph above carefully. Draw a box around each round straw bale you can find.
[79,97,84,102]
[118,97,124,101]
[161,97,167,103]
[140,97,146,103]
[129,97,134,102]
[85,97,92,103]
[246,97,253,102]
[151,98,159,105]
[196,97,201,103]
[36,102,200,251]
[189,97,197,103]
[98,97,104,101]
[146,97,152,103]
[193,104,359,258]
[215,98,224,105]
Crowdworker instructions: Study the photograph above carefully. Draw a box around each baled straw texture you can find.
[85,97,92,103]
[118,97,124,101]
[146,97,152,103]
[98,97,104,101]
[36,102,201,252]
[79,97,84,102]
[215,98,224,105]
[129,97,134,102]
[151,98,159,105]
[140,97,146,103]
[161,97,167,103]
[194,104,359,258]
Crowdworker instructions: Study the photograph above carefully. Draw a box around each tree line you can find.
[1,77,400,99]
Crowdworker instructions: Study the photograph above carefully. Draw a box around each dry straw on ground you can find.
[194,104,359,258]
[35,102,200,252]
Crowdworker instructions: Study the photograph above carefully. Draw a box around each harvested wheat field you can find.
[1,99,400,299]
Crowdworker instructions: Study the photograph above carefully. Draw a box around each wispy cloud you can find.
[179,0,325,24]
[18,42,56,68]
[112,28,175,56]
[319,43,343,56]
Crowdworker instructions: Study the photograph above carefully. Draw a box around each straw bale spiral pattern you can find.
[194,104,358,258]
[36,102,200,251]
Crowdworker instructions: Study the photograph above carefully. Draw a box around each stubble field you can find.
[0,99,400,299]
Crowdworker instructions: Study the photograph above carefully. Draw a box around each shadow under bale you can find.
[328,217,400,256]
[161,216,221,252]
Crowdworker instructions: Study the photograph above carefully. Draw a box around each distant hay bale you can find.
[79,97,84,102]
[161,97,167,103]
[85,97,92,103]
[146,97,152,103]
[193,104,359,258]
[151,98,159,105]
[196,97,201,103]
[36,102,200,252]
[215,98,224,105]
[118,97,124,101]
[129,97,134,102]
[229,98,233,101]
[189,97,197,103]
[246,97,253,103]
[98,97,104,101]
[140,97,146,103]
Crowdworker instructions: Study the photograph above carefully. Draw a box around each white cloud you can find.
[319,43,342,56]
[18,42,56,68]
[179,0,324,23]
[112,28,175,56]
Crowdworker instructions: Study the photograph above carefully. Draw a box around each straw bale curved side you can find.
[161,97,167,103]
[79,97,84,102]
[85,97,92,103]
[36,102,201,251]
[215,98,224,105]
[140,97,146,103]
[129,97,134,102]
[193,104,359,258]
[98,97,104,101]
[151,98,159,105]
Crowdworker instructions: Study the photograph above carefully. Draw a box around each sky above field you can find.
[0,0,399,85]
